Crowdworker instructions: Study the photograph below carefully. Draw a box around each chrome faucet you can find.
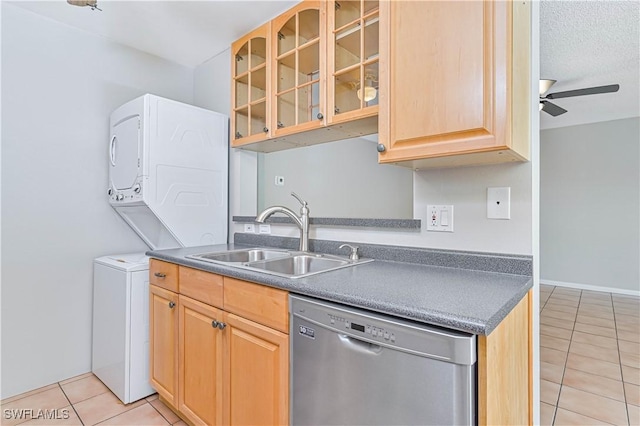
[255,192,310,252]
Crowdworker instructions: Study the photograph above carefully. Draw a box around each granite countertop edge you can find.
[148,245,533,336]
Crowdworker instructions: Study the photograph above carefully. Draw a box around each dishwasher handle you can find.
[338,334,382,355]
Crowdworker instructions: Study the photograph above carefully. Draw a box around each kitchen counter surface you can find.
[147,243,532,335]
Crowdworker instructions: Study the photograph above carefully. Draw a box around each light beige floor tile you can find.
[554,287,582,295]
[0,384,59,405]
[172,421,188,426]
[562,368,625,402]
[0,387,71,426]
[622,364,640,385]
[60,375,110,404]
[541,346,569,366]
[553,407,615,425]
[629,403,640,425]
[614,306,640,317]
[615,313,640,325]
[621,350,640,369]
[576,314,616,329]
[540,379,561,405]
[73,391,145,426]
[570,341,620,364]
[558,386,628,425]
[541,361,564,384]
[581,293,612,302]
[549,295,581,305]
[578,308,615,321]
[541,334,571,352]
[573,321,618,338]
[96,403,169,425]
[149,398,181,424]
[566,353,622,381]
[540,402,555,426]
[541,324,573,340]
[145,394,159,402]
[571,330,618,349]
[540,284,555,290]
[614,300,640,311]
[617,329,640,343]
[59,373,94,386]
[619,339,640,355]
[541,316,575,330]
[612,294,640,302]
[542,309,577,322]
[616,320,640,333]
[545,303,579,314]
[580,297,613,307]
[21,405,82,425]
[625,382,640,406]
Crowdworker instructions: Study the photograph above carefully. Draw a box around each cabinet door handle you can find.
[168,301,176,309]
[317,112,324,120]
[212,320,219,328]
[217,322,227,330]
[154,272,166,278]
[377,143,386,153]
[263,127,269,133]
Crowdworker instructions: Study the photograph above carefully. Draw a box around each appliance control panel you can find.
[108,180,144,204]
[328,313,396,343]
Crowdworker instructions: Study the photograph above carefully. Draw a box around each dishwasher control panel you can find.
[329,314,396,342]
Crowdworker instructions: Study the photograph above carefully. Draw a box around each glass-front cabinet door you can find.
[231,23,271,147]
[328,0,379,124]
[271,1,326,137]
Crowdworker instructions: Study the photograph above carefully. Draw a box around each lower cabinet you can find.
[149,268,289,426]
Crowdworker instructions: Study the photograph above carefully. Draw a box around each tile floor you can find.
[0,373,184,426]
[2,285,638,425]
[540,284,640,426]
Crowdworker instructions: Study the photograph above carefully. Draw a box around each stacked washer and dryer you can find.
[92,94,228,403]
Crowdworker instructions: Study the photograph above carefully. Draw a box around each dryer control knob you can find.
[116,194,124,201]
[107,188,113,196]
[133,184,141,193]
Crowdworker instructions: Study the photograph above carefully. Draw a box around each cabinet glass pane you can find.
[298,9,320,46]
[251,66,267,102]
[277,53,296,93]
[235,75,249,108]
[297,82,320,124]
[277,90,296,128]
[298,41,320,83]
[234,108,248,139]
[334,67,361,115]
[250,102,267,136]
[335,22,361,71]
[235,42,248,75]
[364,15,379,61]
[363,0,379,16]
[278,16,296,56]
[250,37,267,68]
[363,61,379,107]
[335,0,360,29]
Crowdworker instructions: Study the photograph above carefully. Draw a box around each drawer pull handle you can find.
[154,272,166,278]
[212,320,226,330]
[168,301,176,309]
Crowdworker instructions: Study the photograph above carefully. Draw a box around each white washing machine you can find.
[92,253,155,403]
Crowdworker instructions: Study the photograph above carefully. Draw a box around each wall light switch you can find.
[487,187,511,219]
[243,224,255,233]
[427,205,454,232]
[259,224,271,234]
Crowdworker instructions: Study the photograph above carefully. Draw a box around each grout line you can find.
[555,406,617,426]
[147,399,173,425]
[612,294,632,426]
[57,382,85,426]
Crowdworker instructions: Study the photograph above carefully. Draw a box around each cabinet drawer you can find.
[179,267,224,309]
[150,259,179,292]
[223,277,289,333]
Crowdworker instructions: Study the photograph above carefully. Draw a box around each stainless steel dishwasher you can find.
[290,295,476,426]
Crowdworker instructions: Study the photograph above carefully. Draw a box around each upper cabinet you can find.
[328,0,379,125]
[231,23,271,146]
[271,1,326,138]
[377,1,531,168]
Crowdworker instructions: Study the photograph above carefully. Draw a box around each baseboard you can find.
[540,279,640,297]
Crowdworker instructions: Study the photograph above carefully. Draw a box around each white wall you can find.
[540,117,640,293]
[1,4,194,398]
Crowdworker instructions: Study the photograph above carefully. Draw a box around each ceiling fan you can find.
[539,79,620,116]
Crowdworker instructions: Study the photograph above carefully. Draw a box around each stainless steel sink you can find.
[187,248,290,264]
[187,248,373,278]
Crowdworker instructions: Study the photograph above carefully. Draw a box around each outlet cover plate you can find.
[487,187,511,219]
[426,205,454,232]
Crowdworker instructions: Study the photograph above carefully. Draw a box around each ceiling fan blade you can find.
[541,101,568,117]
[545,84,620,100]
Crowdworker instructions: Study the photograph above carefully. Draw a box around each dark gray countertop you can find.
[147,243,532,335]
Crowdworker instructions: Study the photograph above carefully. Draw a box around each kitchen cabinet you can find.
[377,0,531,168]
[148,265,289,426]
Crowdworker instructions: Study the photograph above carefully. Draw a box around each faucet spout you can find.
[255,193,310,252]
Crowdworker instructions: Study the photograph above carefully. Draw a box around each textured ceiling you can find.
[540,0,640,129]
[8,1,640,130]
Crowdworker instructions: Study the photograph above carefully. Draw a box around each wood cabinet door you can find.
[149,284,179,407]
[231,22,271,147]
[271,0,326,138]
[223,312,289,426]
[378,1,528,165]
[178,296,224,426]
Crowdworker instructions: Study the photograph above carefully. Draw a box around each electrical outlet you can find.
[426,205,454,232]
[487,187,511,219]
[275,176,285,186]
[259,224,271,234]
[243,224,255,233]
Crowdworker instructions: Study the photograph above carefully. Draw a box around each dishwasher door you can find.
[290,295,476,426]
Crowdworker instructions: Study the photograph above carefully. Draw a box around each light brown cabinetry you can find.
[149,265,289,426]
[378,1,531,168]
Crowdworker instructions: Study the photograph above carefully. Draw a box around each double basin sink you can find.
[187,248,373,279]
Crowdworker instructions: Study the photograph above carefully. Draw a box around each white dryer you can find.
[108,94,228,249]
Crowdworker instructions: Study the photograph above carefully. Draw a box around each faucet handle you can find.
[339,244,360,261]
[291,192,307,207]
